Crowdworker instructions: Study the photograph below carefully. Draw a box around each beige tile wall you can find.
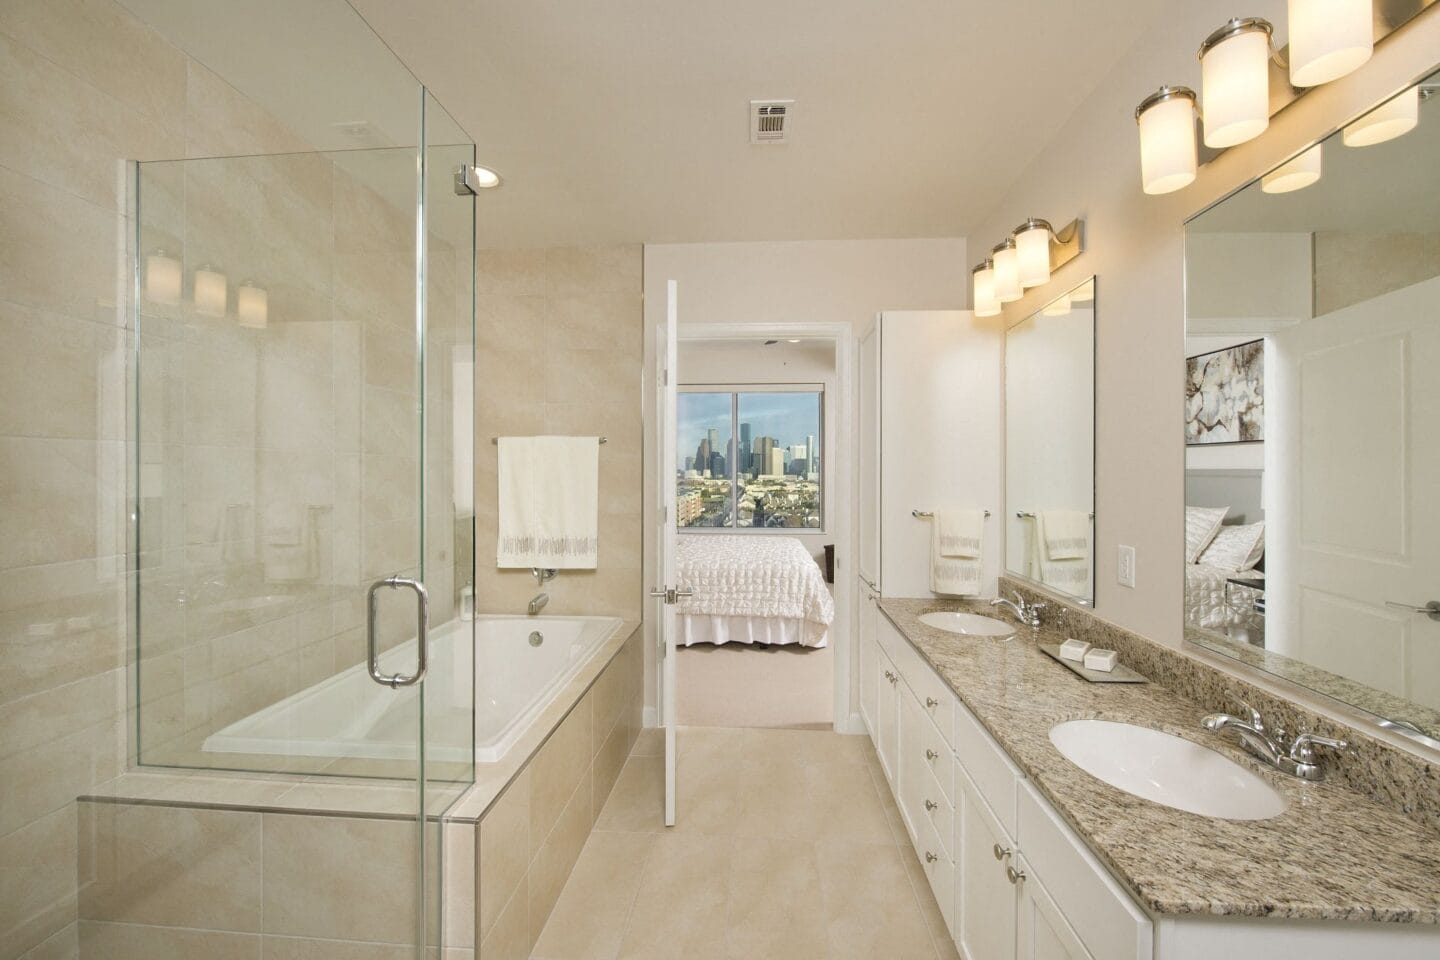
[474,245,644,620]
[477,632,643,959]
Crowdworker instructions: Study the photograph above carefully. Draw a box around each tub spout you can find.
[527,592,550,616]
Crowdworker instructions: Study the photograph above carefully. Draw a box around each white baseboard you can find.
[642,706,658,728]
[836,711,867,736]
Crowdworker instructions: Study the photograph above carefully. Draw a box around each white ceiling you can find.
[347,0,1161,248]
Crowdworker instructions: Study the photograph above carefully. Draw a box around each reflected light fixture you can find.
[1342,85,1419,146]
[144,250,181,305]
[1288,0,1373,87]
[1135,86,1197,195]
[972,259,1000,318]
[1013,218,1053,288]
[237,281,268,329]
[1261,143,1323,193]
[193,266,227,317]
[1071,278,1094,303]
[1199,18,1274,148]
[991,239,1022,303]
[1041,294,1072,317]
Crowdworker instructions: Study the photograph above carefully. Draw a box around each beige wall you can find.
[473,245,644,620]
[642,239,968,723]
[972,3,1440,648]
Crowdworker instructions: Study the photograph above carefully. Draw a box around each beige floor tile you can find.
[531,831,654,960]
[593,756,663,833]
[723,836,828,960]
[817,841,939,960]
[630,728,662,757]
[614,833,732,960]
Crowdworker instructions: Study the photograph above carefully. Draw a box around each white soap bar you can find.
[1084,649,1118,672]
[1058,638,1091,662]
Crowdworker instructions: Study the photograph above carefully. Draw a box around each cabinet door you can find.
[858,319,881,588]
[858,581,879,740]
[955,767,1018,960]
[1017,857,1093,960]
[876,645,899,787]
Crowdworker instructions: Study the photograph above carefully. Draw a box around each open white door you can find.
[654,279,682,826]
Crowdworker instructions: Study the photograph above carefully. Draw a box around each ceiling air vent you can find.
[750,100,794,144]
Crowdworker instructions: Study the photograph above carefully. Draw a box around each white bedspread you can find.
[1185,563,1264,637]
[676,535,835,627]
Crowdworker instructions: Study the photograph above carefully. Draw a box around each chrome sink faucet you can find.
[990,591,1045,627]
[1201,699,1348,781]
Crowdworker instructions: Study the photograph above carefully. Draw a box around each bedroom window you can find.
[677,386,823,530]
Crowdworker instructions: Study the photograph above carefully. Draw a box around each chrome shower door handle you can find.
[367,575,430,689]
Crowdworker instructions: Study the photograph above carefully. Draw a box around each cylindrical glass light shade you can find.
[1199,20,1273,148]
[1261,143,1323,193]
[237,282,268,329]
[1136,87,1197,195]
[1288,0,1373,87]
[144,251,181,305]
[972,260,1000,318]
[1041,294,1072,317]
[1013,219,1053,289]
[193,266,227,317]
[1343,86,1419,146]
[1071,278,1095,303]
[992,240,1022,303]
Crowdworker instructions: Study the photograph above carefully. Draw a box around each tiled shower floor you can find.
[530,726,959,960]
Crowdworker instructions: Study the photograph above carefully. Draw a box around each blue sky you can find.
[677,392,819,469]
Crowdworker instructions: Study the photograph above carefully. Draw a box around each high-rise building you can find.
[767,447,785,477]
[739,422,751,461]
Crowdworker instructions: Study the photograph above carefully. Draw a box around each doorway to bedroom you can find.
[671,334,848,729]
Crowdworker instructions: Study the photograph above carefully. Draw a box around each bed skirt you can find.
[679,614,828,648]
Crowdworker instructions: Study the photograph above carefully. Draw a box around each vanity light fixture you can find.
[992,239,1023,303]
[972,259,1000,317]
[1261,142,1323,193]
[1342,85,1420,146]
[193,265,228,318]
[1013,219,1054,288]
[1288,0,1373,88]
[1199,18,1275,148]
[1135,86,1198,195]
[237,281,268,329]
[144,250,181,305]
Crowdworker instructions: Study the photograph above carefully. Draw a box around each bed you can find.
[1185,562,1264,639]
[675,535,835,647]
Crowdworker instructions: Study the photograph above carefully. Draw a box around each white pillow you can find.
[1199,521,1265,571]
[1185,506,1229,564]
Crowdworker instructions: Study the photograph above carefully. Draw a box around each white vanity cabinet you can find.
[867,610,1153,960]
[858,581,879,736]
[856,311,1001,598]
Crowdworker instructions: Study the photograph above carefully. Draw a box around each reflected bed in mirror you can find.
[1183,68,1440,749]
[1005,276,1096,606]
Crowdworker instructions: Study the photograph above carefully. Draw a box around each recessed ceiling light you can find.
[471,165,502,188]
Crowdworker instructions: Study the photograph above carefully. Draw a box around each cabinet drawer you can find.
[878,613,956,747]
[953,697,1022,835]
[899,688,955,855]
[912,803,955,935]
[1017,782,1152,960]
[912,700,954,806]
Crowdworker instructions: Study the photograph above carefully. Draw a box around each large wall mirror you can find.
[1005,276,1096,605]
[1183,70,1440,747]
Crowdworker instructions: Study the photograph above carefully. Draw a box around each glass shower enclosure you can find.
[123,1,476,952]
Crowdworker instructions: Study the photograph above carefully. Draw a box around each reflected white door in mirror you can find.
[1183,65,1440,751]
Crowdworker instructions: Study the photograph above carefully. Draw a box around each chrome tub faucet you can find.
[527,592,550,616]
[1201,698,1348,781]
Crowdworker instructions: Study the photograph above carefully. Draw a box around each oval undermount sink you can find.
[1049,719,1288,821]
[918,612,1016,637]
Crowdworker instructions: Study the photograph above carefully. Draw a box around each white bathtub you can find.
[202,614,622,766]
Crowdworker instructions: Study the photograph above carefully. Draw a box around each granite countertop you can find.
[877,598,1440,923]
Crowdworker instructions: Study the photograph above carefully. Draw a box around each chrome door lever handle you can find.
[1385,600,1440,622]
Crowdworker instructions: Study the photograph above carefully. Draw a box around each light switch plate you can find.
[1117,545,1136,588]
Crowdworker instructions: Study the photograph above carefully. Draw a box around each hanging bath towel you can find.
[930,508,984,596]
[497,436,599,569]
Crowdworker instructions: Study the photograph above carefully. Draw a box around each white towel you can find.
[930,510,982,596]
[497,436,599,569]
[1038,510,1089,561]
[1032,512,1089,592]
[935,509,984,559]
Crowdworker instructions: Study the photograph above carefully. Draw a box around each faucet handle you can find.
[1288,732,1348,763]
[1233,698,1265,734]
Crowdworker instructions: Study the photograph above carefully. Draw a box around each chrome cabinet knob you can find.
[924,799,938,812]
[992,843,1011,861]
[1006,865,1026,885]
[925,749,939,761]
[925,697,940,708]
[925,851,939,864]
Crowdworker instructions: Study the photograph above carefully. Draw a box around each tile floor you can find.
[530,726,960,960]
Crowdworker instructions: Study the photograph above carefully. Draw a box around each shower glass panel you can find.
[122,3,475,953]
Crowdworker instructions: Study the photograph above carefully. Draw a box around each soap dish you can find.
[1038,643,1147,684]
